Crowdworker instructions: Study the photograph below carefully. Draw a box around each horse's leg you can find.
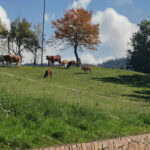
[59,60,61,67]
[49,60,50,67]
[9,61,11,67]
[8,61,11,67]
[17,61,20,67]
[6,61,8,67]
[48,60,49,66]
[2,61,4,67]
[8,61,10,67]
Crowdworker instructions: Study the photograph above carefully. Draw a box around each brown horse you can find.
[44,70,52,78]
[46,55,61,66]
[61,60,68,68]
[82,66,91,73]
[67,60,76,69]
[0,55,6,66]
[4,55,21,67]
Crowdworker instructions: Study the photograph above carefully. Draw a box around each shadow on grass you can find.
[91,74,150,88]
[74,72,86,75]
[122,90,150,103]
[122,90,150,104]
[51,67,67,69]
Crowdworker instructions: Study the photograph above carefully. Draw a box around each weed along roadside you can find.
[0,66,149,149]
[30,133,150,150]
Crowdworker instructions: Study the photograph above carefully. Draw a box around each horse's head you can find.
[46,56,49,60]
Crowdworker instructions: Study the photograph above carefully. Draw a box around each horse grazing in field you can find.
[46,55,61,66]
[44,70,52,78]
[0,55,6,66]
[4,55,21,67]
[61,60,68,68]
[82,66,91,73]
[67,60,76,69]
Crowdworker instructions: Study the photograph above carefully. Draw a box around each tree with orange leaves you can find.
[51,8,100,66]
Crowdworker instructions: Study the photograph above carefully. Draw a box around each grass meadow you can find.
[0,66,149,149]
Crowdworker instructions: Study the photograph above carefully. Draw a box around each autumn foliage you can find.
[52,8,100,65]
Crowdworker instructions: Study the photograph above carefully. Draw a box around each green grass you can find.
[0,66,149,149]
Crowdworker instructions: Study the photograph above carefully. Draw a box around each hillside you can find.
[100,58,127,69]
[0,66,149,149]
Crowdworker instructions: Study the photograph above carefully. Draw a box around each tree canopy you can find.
[0,19,8,37]
[52,8,100,66]
[127,19,150,73]
[7,17,39,61]
[25,24,42,65]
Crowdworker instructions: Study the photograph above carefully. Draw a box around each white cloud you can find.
[115,0,133,5]
[44,13,49,22]
[80,53,114,65]
[60,53,114,65]
[44,13,55,23]
[72,0,92,9]
[92,8,138,57]
[50,13,55,21]
[0,6,10,30]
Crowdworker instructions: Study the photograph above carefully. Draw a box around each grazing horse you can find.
[67,60,76,69]
[82,66,91,73]
[46,56,53,66]
[4,55,21,67]
[0,55,6,66]
[44,70,52,78]
[46,55,61,66]
[61,60,68,68]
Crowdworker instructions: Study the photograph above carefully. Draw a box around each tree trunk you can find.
[18,44,23,63]
[74,45,81,67]
[34,50,37,66]
[7,37,10,54]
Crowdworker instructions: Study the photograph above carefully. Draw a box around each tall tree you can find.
[0,19,8,54]
[8,17,35,61]
[127,19,150,73]
[51,8,100,66]
[25,24,42,65]
[0,19,8,37]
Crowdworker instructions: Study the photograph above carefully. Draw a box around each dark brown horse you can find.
[67,60,76,69]
[4,55,21,67]
[0,55,6,66]
[46,55,61,66]
[44,70,53,78]
[82,66,91,73]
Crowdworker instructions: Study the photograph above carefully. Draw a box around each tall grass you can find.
[0,66,149,149]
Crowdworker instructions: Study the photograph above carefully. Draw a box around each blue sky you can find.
[0,0,150,64]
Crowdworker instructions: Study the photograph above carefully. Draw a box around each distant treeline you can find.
[24,59,127,69]
[99,58,127,69]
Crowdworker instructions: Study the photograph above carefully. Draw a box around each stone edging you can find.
[31,133,150,150]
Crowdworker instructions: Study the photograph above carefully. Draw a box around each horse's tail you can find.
[67,63,70,69]
[44,70,48,78]
[50,71,52,78]
[89,67,91,73]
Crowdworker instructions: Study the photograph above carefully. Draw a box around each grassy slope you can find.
[0,66,149,149]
